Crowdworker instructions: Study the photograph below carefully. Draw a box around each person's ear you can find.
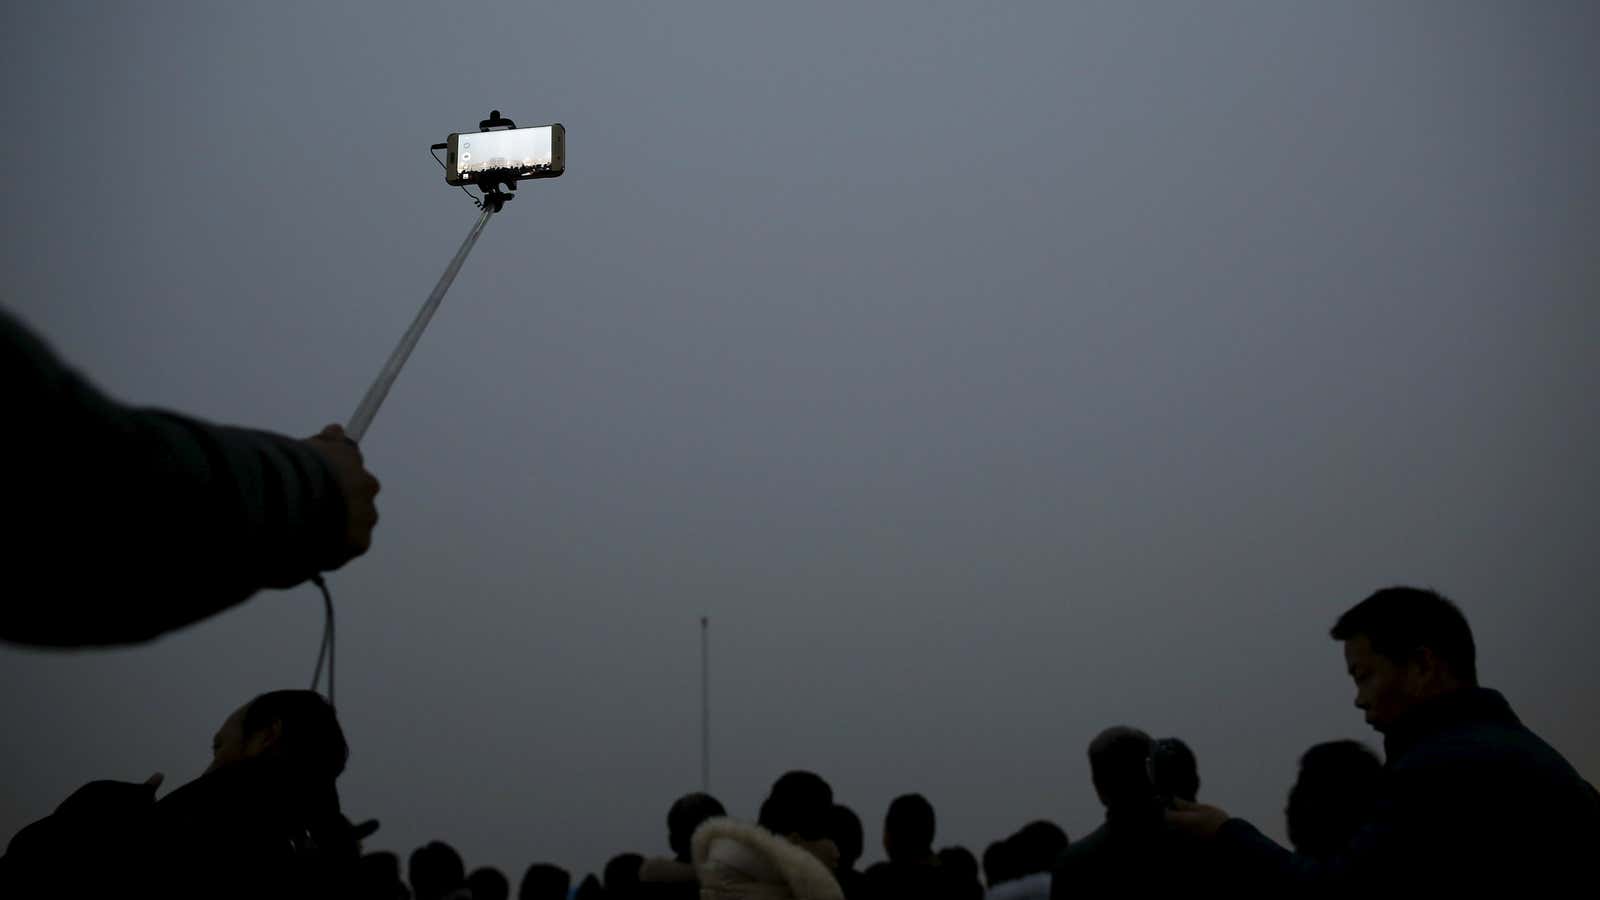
[245,718,284,756]
[1407,646,1449,691]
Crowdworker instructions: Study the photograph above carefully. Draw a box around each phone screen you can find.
[449,125,563,184]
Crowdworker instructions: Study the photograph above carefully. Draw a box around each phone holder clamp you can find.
[471,109,519,212]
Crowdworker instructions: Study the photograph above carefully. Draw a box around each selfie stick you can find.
[345,203,497,442]
[345,111,525,442]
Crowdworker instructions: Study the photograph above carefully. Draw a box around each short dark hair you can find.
[1008,820,1068,876]
[758,770,834,841]
[1148,737,1200,803]
[1088,726,1154,808]
[1331,587,1477,684]
[573,873,604,900]
[1287,740,1384,859]
[603,853,644,897]
[519,863,570,900]
[409,841,465,900]
[828,804,865,868]
[242,690,349,781]
[983,839,1019,888]
[667,792,725,861]
[357,852,406,895]
[884,793,936,859]
[937,845,984,900]
[468,867,511,900]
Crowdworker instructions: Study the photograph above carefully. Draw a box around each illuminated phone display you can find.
[446,124,564,185]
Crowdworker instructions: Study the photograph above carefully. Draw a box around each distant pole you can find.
[700,616,711,793]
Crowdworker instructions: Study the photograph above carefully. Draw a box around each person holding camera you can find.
[1,306,380,647]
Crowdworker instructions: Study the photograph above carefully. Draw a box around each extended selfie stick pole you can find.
[345,202,497,442]
[315,111,539,705]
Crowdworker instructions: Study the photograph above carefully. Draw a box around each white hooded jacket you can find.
[691,818,844,900]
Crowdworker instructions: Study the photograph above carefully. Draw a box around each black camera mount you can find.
[428,109,524,212]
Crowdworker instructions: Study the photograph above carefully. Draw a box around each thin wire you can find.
[310,574,336,705]
[431,146,485,209]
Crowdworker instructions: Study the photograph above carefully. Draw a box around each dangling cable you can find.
[431,146,486,209]
[309,574,336,705]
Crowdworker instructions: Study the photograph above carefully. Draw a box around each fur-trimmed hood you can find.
[691,818,844,900]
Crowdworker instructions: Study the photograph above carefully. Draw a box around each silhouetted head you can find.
[827,804,865,871]
[1008,820,1068,876]
[937,846,984,900]
[1148,737,1200,803]
[983,839,1019,888]
[667,792,726,862]
[519,863,570,900]
[1088,726,1154,810]
[1332,587,1477,731]
[572,873,605,900]
[468,867,510,900]
[758,770,835,841]
[408,841,465,900]
[882,793,936,862]
[603,853,644,899]
[1287,740,1384,860]
[356,851,410,900]
[207,689,348,783]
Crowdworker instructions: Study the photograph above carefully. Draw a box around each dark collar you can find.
[1104,796,1164,831]
[156,758,339,827]
[1383,686,1519,761]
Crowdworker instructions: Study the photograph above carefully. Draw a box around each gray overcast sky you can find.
[3,0,1597,882]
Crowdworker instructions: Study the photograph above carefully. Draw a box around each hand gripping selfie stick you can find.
[346,110,528,442]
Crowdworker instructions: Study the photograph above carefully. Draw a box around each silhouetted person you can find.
[1147,737,1199,805]
[1,306,381,647]
[158,689,359,898]
[519,863,570,900]
[1,773,165,895]
[864,793,959,900]
[988,821,1066,900]
[574,873,606,900]
[640,792,725,900]
[410,841,468,900]
[826,804,868,900]
[937,846,984,900]
[1051,727,1206,897]
[983,839,1019,890]
[1168,586,1600,893]
[468,866,511,900]
[692,770,844,900]
[1285,740,1383,861]
[357,851,413,900]
[605,852,645,900]
[0,689,360,898]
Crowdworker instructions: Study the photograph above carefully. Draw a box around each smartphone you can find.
[446,123,564,186]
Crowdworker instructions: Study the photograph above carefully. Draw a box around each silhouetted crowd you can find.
[6,587,1599,899]
[4,310,1599,897]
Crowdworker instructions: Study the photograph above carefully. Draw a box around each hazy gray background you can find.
[3,0,1596,882]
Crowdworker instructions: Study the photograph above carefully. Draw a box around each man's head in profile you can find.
[1331,587,1477,732]
[206,689,348,782]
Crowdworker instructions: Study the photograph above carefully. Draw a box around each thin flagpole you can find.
[701,616,710,793]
